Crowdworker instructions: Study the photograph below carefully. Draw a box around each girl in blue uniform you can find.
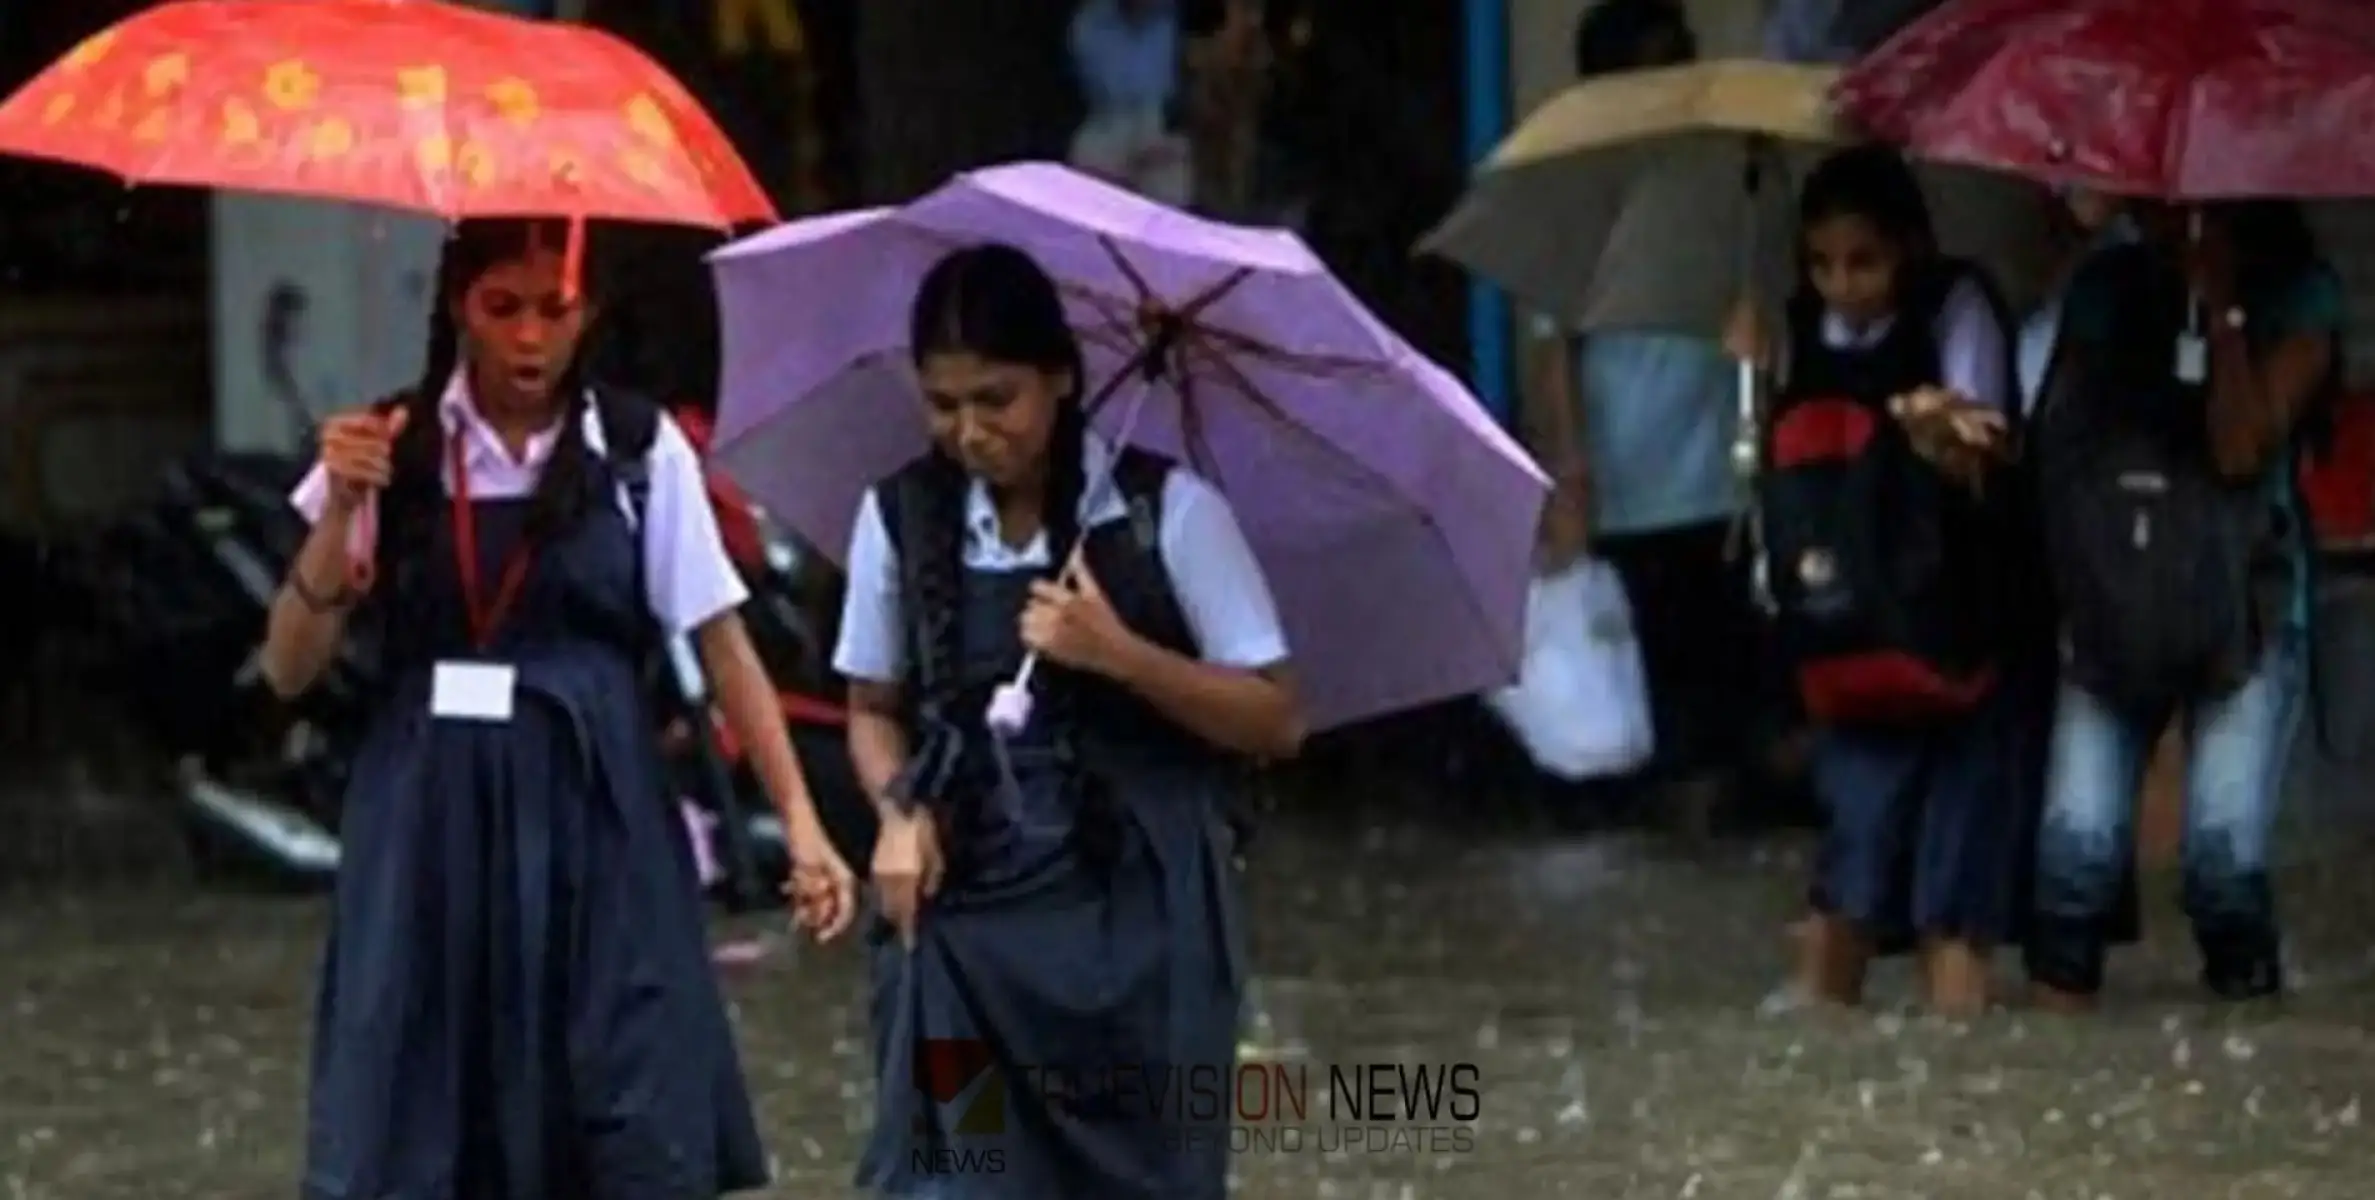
[1748,147,2026,1015]
[836,243,1303,1198]
[263,217,858,1199]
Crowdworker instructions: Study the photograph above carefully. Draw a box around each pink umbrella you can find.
[707,162,1547,732]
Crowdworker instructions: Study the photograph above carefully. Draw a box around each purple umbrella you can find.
[707,161,1547,732]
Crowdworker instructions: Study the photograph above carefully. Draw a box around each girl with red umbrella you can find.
[262,218,858,1196]
[2024,198,2344,1008]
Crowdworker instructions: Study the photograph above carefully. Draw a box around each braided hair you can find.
[377,218,607,589]
[905,244,1118,869]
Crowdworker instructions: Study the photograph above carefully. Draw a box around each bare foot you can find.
[2027,982,2097,1015]
[1921,938,1991,1019]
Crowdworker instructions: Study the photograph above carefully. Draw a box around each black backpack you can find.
[2033,244,2270,720]
[1758,263,2013,726]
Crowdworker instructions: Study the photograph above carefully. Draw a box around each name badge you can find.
[431,661,516,722]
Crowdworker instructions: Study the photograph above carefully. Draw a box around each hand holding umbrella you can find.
[314,406,409,589]
[0,0,779,591]
[709,162,1549,733]
[984,333,1166,735]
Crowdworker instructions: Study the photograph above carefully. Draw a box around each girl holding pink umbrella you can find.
[836,242,1302,1197]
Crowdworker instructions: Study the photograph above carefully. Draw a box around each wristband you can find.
[284,570,358,614]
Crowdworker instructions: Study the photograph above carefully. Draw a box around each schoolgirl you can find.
[265,218,856,1197]
[835,242,1303,1197]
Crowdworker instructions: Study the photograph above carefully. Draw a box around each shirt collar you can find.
[1820,309,1897,351]
[961,430,1130,553]
[438,370,600,468]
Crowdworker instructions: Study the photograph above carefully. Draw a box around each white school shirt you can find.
[833,432,1291,684]
[289,374,750,636]
[1815,278,2013,414]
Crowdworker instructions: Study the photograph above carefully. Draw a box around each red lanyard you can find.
[448,431,536,649]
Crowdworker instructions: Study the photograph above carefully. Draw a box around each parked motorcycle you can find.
[66,448,359,890]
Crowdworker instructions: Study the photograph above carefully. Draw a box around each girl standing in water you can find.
[836,243,1302,1198]
[1740,146,2026,1016]
[2025,199,2342,1007]
[264,218,857,1198]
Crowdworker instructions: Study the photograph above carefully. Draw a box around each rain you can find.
[6,768,2374,1198]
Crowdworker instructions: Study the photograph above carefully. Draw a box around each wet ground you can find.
[6,807,2374,1200]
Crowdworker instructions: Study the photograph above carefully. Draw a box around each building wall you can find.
[1508,0,1766,111]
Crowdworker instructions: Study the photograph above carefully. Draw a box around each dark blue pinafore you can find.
[1783,268,2033,950]
[303,456,768,1199]
[857,558,1249,1200]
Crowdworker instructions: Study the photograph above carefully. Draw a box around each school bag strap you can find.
[874,444,1181,702]
[592,384,663,529]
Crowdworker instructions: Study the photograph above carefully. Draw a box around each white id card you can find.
[431,661,516,722]
[2174,332,2208,383]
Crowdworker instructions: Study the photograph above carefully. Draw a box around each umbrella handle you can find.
[984,378,1159,737]
[345,492,378,591]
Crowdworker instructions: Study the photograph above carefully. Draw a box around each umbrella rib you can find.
[1170,337,1521,688]
[1173,337,1442,537]
[1095,234,1160,310]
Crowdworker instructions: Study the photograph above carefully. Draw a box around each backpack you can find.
[2033,244,2269,720]
[874,448,1261,855]
[1758,263,2013,726]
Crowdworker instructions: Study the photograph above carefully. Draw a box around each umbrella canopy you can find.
[1419,59,2054,335]
[0,0,774,226]
[709,162,1549,731]
[1833,0,2375,200]
[0,0,778,589]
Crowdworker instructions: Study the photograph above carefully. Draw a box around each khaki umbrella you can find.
[1416,59,2056,339]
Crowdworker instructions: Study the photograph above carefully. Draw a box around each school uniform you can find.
[290,375,768,1199]
[1790,266,2033,949]
[836,432,1286,1199]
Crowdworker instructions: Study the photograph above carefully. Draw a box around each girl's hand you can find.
[317,406,409,513]
[1723,295,1770,368]
[1890,386,2008,453]
[785,829,859,942]
[1889,387,2006,490]
[1020,561,1135,675]
[870,810,944,948]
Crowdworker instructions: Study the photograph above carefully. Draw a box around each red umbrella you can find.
[0,0,779,588]
[0,0,774,227]
[1832,0,2375,198]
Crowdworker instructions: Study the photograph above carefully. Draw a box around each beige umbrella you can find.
[1416,59,2055,338]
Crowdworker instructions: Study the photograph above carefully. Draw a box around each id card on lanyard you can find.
[430,429,534,722]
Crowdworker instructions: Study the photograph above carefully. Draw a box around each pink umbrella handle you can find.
[986,383,1156,736]
[345,492,378,592]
